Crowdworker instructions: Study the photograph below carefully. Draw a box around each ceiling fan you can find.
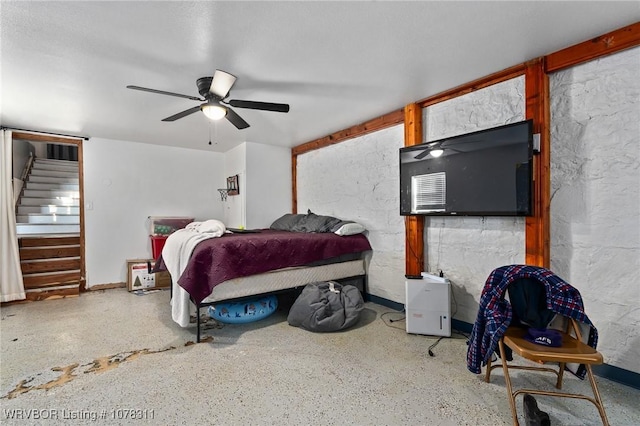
[126,70,289,129]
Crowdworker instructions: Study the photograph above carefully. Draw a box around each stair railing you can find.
[15,153,35,211]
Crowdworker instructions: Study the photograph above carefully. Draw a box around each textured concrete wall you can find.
[423,77,526,324]
[295,50,638,375]
[550,47,640,373]
[297,126,406,301]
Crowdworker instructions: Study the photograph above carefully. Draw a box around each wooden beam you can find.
[10,131,83,144]
[291,153,298,214]
[546,22,640,73]
[417,63,526,109]
[292,109,404,156]
[524,58,550,268]
[404,103,425,276]
[77,140,87,291]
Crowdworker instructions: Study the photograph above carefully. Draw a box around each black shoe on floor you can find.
[523,393,551,426]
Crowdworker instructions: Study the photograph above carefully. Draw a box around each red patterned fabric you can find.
[466,264,597,379]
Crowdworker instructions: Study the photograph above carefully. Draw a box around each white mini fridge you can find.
[405,272,451,337]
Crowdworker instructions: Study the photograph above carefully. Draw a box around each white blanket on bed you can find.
[162,220,226,327]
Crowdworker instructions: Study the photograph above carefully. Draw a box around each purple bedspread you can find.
[178,229,372,304]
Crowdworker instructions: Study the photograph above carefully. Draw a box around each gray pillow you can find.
[300,211,343,233]
[270,214,306,231]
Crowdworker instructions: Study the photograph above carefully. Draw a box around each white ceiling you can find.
[1,1,638,153]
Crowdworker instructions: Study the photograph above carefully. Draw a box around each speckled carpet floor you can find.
[1,289,638,425]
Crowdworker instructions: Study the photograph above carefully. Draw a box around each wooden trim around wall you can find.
[416,63,526,108]
[524,58,550,268]
[546,22,640,73]
[403,103,424,276]
[292,109,404,157]
[291,155,298,214]
[11,131,87,291]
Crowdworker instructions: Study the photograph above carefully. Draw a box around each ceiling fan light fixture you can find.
[430,148,444,158]
[201,104,227,120]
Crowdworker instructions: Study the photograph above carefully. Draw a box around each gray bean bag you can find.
[287,281,364,332]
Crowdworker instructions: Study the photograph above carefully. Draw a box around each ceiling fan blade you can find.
[228,99,290,113]
[414,149,431,160]
[127,85,203,101]
[224,107,250,130]
[161,105,202,122]
[209,70,237,99]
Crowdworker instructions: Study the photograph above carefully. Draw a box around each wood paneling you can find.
[546,22,640,73]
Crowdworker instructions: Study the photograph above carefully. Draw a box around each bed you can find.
[159,219,372,342]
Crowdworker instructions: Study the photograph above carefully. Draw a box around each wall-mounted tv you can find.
[399,120,534,216]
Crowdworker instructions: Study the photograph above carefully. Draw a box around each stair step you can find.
[36,158,78,166]
[19,197,80,206]
[28,175,79,184]
[25,182,79,191]
[20,245,81,260]
[22,188,79,199]
[16,223,80,235]
[30,169,78,178]
[32,162,78,172]
[20,257,81,274]
[18,205,80,215]
[16,214,79,224]
[19,235,80,247]
[22,270,82,289]
[24,285,80,301]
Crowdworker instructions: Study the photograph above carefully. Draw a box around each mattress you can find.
[201,259,366,304]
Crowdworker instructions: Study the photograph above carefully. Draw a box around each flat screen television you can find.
[399,120,534,216]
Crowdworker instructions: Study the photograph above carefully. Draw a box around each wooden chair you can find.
[485,317,609,425]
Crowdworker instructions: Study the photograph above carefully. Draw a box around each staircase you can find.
[19,235,82,300]
[16,158,80,235]
[16,158,82,300]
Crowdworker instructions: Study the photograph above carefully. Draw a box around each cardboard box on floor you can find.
[126,259,171,291]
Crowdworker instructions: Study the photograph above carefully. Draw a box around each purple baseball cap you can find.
[524,328,563,347]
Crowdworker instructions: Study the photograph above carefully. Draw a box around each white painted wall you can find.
[224,142,291,229]
[223,143,246,228]
[297,126,406,302]
[11,139,35,201]
[423,77,526,324]
[550,46,640,373]
[83,138,224,287]
[245,142,291,229]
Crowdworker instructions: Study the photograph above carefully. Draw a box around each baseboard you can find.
[88,282,126,291]
[368,293,640,390]
[365,293,404,311]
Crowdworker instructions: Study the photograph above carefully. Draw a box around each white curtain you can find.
[1,130,25,302]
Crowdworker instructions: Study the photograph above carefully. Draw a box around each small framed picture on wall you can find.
[227,175,239,196]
